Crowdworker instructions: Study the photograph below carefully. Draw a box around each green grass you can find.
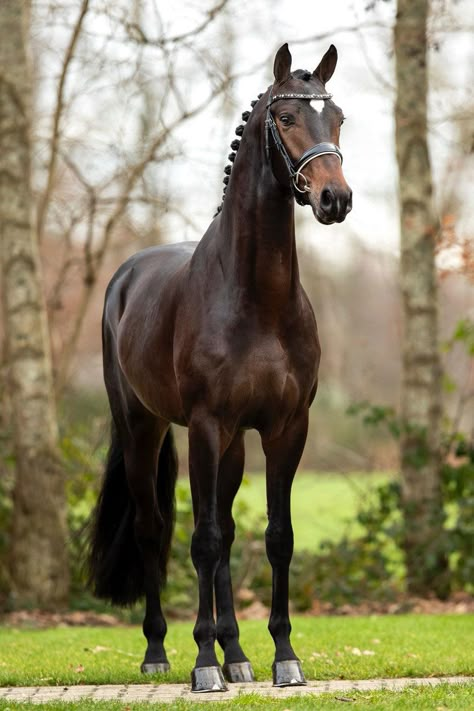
[0,615,472,687]
[234,472,389,550]
[0,685,474,710]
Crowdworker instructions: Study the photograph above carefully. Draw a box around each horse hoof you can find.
[272,659,307,687]
[223,661,255,683]
[191,666,228,693]
[141,662,170,675]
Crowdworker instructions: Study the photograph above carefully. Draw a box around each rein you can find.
[265,92,343,205]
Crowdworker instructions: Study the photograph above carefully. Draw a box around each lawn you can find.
[0,685,474,711]
[0,615,472,687]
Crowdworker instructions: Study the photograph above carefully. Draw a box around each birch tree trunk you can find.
[394,0,449,597]
[0,0,69,607]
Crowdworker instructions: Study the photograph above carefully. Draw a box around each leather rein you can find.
[265,92,343,206]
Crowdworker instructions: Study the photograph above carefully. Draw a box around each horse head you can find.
[267,43,352,224]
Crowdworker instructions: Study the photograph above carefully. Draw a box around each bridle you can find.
[265,92,343,206]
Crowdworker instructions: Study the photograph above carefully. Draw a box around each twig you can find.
[36,0,90,243]
[125,0,230,47]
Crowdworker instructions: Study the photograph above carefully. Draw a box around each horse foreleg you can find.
[262,413,309,687]
[215,433,255,683]
[188,414,228,692]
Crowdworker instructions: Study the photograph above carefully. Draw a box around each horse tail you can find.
[87,423,178,606]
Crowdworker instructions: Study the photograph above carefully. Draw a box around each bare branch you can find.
[53,76,232,390]
[94,80,231,267]
[36,0,90,243]
[125,0,230,47]
[290,21,390,45]
[54,189,96,397]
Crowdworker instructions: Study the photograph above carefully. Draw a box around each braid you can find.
[213,93,264,217]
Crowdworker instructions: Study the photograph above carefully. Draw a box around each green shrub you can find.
[342,315,474,598]
[442,434,474,592]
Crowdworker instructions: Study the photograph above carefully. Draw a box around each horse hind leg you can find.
[215,433,255,683]
[123,416,177,675]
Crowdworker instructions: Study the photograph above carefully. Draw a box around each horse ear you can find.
[273,43,292,84]
[313,44,338,84]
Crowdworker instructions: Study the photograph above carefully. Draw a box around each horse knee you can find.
[191,521,222,571]
[265,522,293,568]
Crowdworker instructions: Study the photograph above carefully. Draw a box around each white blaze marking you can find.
[310,99,325,115]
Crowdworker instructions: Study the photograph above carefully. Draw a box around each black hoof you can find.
[191,665,228,693]
[140,661,170,675]
[272,659,307,687]
[222,661,255,683]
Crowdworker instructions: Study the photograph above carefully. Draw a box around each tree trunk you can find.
[0,0,69,607]
[394,0,449,597]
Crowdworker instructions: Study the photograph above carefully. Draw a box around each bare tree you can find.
[31,0,235,393]
[0,0,69,606]
[394,0,449,597]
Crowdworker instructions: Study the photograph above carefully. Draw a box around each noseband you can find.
[265,92,343,206]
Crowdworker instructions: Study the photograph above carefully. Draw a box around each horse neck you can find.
[216,110,300,315]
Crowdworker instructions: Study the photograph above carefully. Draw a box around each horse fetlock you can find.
[268,614,292,643]
[143,615,167,642]
[216,619,240,649]
[193,619,217,647]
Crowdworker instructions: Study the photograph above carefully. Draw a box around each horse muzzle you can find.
[310,184,352,224]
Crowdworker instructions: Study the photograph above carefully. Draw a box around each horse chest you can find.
[229,338,310,418]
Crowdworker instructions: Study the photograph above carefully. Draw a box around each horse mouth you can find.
[313,206,349,225]
[314,208,335,226]
[309,195,336,225]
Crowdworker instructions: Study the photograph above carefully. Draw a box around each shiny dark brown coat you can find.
[88,43,352,692]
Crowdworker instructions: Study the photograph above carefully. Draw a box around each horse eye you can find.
[340,116,346,126]
[279,115,292,126]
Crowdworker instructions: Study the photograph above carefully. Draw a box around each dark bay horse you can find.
[88,43,352,693]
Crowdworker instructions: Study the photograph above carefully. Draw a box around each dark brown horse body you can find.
[89,43,351,692]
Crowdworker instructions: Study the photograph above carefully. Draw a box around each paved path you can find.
[0,677,471,704]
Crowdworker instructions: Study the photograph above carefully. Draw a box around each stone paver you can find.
[0,677,471,704]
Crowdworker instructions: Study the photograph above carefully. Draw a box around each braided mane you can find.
[213,94,262,217]
[213,71,313,217]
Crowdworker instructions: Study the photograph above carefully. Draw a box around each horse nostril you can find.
[321,188,334,212]
[346,190,353,214]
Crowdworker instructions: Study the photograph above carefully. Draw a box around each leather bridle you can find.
[265,92,343,206]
